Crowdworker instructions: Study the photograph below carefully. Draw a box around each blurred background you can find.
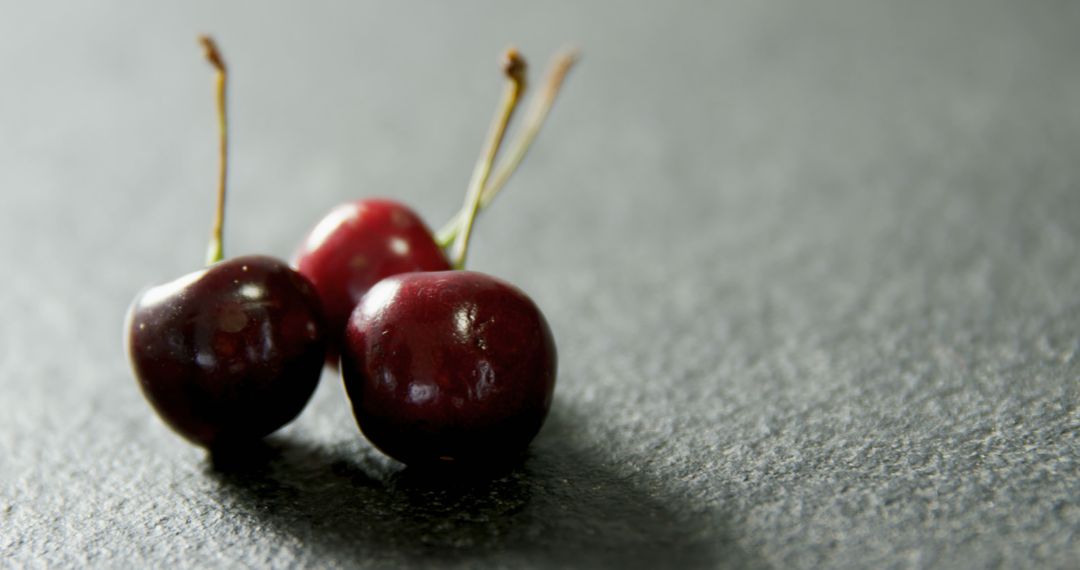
[1,1,1078,568]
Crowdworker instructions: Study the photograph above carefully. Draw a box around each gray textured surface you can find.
[2,1,1078,568]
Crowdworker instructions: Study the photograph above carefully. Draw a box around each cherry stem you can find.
[200,35,229,266]
[449,49,527,270]
[437,48,579,249]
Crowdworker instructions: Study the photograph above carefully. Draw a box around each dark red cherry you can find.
[340,270,556,466]
[293,199,451,365]
[335,48,574,467]
[126,255,327,449]
[124,37,327,450]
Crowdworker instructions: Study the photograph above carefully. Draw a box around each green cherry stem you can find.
[200,35,229,266]
[437,48,579,249]
[449,49,527,270]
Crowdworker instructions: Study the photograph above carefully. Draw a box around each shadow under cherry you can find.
[206,402,756,569]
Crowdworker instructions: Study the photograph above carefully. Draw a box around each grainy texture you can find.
[1,1,1078,568]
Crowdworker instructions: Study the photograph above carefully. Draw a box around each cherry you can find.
[340,48,570,466]
[293,199,451,365]
[294,49,578,366]
[125,37,326,450]
[127,256,326,448]
[341,271,556,466]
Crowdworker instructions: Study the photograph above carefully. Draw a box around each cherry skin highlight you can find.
[294,198,451,365]
[126,255,327,449]
[340,271,557,467]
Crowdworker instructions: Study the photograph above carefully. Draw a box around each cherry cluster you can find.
[125,37,576,468]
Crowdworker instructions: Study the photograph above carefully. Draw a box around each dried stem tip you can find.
[502,48,527,83]
[199,35,227,72]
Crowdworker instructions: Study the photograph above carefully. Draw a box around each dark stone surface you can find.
[1,1,1077,568]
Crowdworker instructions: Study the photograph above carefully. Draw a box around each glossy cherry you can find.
[294,198,451,365]
[125,37,327,450]
[340,49,572,466]
[126,256,326,448]
[341,271,556,466]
